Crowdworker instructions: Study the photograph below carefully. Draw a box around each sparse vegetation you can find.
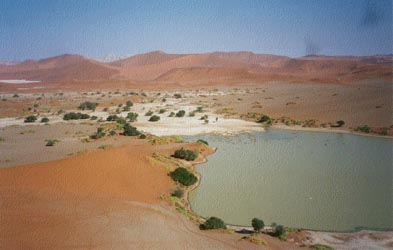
[139,134,147,139]
[106,115,120,121]
[173,148,198,161]
[78,101,98,111]
[170,167,198,186]
[199,217,226,230]
[145,110,153,116]
[159,109,166,114]
[126,100,133,107]
[331,120,345,128]
[174,93,182,99]
[169,112,175,117]
[24,115,37,123]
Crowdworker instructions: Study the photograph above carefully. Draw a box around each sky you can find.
[0,0,392,61]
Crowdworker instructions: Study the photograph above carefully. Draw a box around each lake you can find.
[185,129,393,232]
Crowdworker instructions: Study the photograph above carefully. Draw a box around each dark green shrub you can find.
[90,127,106,139]
[126,101,133,107]
[79,101,98,111]
[174,93,182,98]
[311,244,334,250]
[139,134,147,139]
[123,123,140,136]
[106,115,120,121]
[123,106,130,111]
[109,130,117,136]
[127,112,138,122]
[355,125,371,133]
[45,139,58,146]
[90,116,98,120]
[116,118,128,126]
[331,120,345,128]
[274,225,285,237]
[159,109,166,114]
[63,112,90,120]
[24,115,37,123]
[197,139,208,146]
[171,188,184,198]
[173,148,198,161]
[251,218,265,233]
[41,117,49,123]
[149,115,160,122]
[257,115,271,123]
[176,110,186,117]
[200,217,226,230]
[170,167,198,186]
[169,112,175,117]
[145,110,153,116]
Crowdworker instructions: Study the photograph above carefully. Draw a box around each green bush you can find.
[174,93,182,98]
[90,127,106,139]
[274,225,286,237]
[63,112,90,120]
[171,188,184,198]
[106,115,120,121]
[170,167,198,186]
[90,116,98,120]
[355,125,371,133]
[252,218,265,232]
[159,109,166,114]
[169,112,175,117]
[139,134,147,139]
[311,244,334,250]
[126,101,133,107]
[123,123,140,136]
[145,110,153,116]
[257,115,271,123]
[45,139,58,146]
[200,217,226,230]
[176,110,186,117]
[41,117,49,123]
[197,139,208,146]
[149,115,160,122]
[79,101,98,111]
[331,120,345,128]
[24,115,37,123]
[173,148,198,161]
[127,112,138,122]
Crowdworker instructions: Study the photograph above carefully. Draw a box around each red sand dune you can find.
[0,51,391,86]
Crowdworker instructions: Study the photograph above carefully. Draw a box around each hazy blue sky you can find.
[0,0,392,60]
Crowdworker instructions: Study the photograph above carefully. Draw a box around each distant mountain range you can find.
[0,51,391,84]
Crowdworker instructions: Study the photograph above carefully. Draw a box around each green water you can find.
[185,130,393,232]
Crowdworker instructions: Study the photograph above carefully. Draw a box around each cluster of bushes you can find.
[24,115,37,123]
[78,101,98,111]
[123,123,140,136]
[149,115,160,122]
[63,112,90,120]
[169,167,197,186]
[173,148,198,161]
[200,217,226,230]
